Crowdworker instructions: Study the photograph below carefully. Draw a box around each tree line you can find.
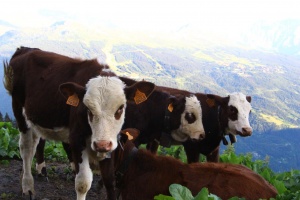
[0,112,17,127]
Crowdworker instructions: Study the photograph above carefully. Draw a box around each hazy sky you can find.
[1,0,299,31]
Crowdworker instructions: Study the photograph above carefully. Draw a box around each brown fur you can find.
[158,86,251,163]
[3,47,155,200]
[116,137,277,200]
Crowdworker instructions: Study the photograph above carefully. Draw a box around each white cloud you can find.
[0,0,299,30]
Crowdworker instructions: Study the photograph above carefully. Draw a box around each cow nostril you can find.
[94,141,113,152]
[107,141,113,150]
[199,134,205,140]
[242,128,252,136]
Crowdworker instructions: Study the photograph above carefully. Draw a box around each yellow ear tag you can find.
[168,103,173,112]
[126,132,134,140]
[206,98,215,107]
[66,93,79,107]
[134,89,147,104]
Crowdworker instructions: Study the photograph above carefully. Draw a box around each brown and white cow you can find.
[183,92,252,163]
[157,86,252,163]
[113,130,277,200]
[120,76,205,152]
[33,76,206,198]
[3,47,155,200]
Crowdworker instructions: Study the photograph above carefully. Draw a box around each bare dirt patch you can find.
[0,160,107,200]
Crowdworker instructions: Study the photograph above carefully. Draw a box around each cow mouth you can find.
[236,129,252,137]
[96,151,112,160]
[171,131,189,142]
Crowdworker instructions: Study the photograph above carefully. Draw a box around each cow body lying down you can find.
[114,130,278,200]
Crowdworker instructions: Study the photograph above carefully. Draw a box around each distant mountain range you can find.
[0,19,299,172]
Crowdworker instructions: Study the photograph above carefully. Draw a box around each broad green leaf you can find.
[194,188,209,200]
[273,180,287,194]
[261,168,271,182]
[169,184,193,200]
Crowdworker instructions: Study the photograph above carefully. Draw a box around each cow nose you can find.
[242,127,252,136]
[93,140,113,152]
[198,133,205,140]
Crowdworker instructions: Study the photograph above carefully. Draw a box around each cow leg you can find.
[75,149,93,200]
[62,142,75,171]
[19,129,40,198]
[99,158,116,200]
[206,146,220,162]
[182,142,199,163]
[35,138,47,178]
[146,139,160,154]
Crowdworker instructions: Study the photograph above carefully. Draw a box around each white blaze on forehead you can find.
[83,76,126,151]
[171,95,205,142]
[228,92,252,134]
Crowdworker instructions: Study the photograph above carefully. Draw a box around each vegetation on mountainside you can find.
[1,121,299,199]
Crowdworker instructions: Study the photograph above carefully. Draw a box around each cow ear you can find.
[168,95,185,112]
[246,96,251,103]
[59,82,86,107]
[124,81,155,104]
[206,94,229,106]
[120,128,140,143]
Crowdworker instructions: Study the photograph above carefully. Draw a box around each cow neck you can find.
[163,104,172,133]
[217,105,229,146]
[115,142,138,191]
[217,106,236,145]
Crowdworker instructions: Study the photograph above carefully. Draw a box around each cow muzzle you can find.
[237,127,252,137]
[190,131,205,141]
[93,140,113,152]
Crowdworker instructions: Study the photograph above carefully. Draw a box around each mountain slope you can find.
[0,20,299,172]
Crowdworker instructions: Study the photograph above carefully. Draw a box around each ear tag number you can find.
[126,132,134,140]
[206,98,215,107]
[66,93,79,107]
[134,89,147,104]
[168,103,173,112]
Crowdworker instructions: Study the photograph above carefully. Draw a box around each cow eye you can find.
[115,104,124,120]
[185,112,196,124]
[228,106,238,120]
[229,106,237,113]
[87,109,94,121]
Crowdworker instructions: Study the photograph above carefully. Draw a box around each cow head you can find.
[207,92,252,137]
[170,95,205,142]
[59,76,155,153]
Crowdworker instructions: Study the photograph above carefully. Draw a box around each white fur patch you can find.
[36,161,46,174]
[83,76,126,151]
[23,108,70,143]
[171,95,205,141]
[19,129,40,195]
[227,92,252,134]
[75,150,93,200]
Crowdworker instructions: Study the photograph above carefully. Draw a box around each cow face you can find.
[171,95,205,142]
[227,93,252,136]
[207,93,252,137]
[60,76,155,153]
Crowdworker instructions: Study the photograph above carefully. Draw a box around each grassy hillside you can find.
[0,21,299,172]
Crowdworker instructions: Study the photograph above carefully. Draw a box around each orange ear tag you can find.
[168,103,173,112]
[206,98,215,107]
[126,132,134,140]
[134,89,147,104]
[66,93,79,107]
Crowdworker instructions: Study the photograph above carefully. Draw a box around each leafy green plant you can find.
[0,121,67,163]
[154,184,238,200]
[44,141,68,162]
[158,145,188,163]
[0,122,20,159]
